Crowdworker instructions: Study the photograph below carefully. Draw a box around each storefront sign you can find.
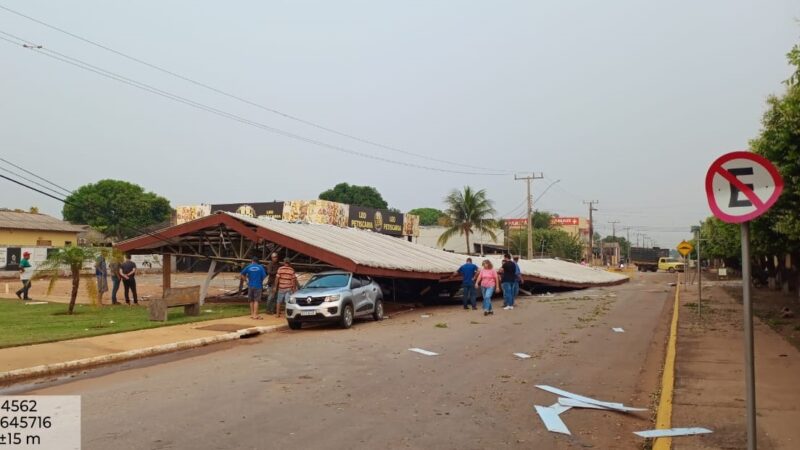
[348,206,403,235]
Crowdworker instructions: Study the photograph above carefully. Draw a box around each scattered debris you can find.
[434,322,448,328]
[203,309,214,313]
[534,405,571,435]
[408,348,438,356]
[420,314,431,318]
[109,320,115,324]
[23,301,47,305]
[633,428,713,438]
[612,327,625,333]
[536,385,647,412]
[514,353,532,359]
[668,282,677,287]
[558,397,609,410]
[781,307,794,318]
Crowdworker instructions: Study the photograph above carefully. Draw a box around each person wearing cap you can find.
[240,256,267,320]
[274,259,298,318]
[264,252,280,315]
[16,251,33,300]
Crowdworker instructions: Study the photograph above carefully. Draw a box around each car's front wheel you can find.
[372,299,384,321]
[668,267,675,273]
[340,304,354,329]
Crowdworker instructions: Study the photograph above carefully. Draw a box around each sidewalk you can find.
[0,314,286,384]
[671,281,800,449]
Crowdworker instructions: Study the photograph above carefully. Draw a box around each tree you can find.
[437,186,497,253]
[408,207,447,226]
[29,206,39,214]
[532,211,555,229]
[63,180,172,241]
[318,183,388,209]
[509,228,583,261]
[700,217,741,268]
[36,246,99,314]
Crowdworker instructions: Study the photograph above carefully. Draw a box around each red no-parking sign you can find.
[705,151,784,223]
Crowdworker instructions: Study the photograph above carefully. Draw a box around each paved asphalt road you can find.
[26,272,675,449]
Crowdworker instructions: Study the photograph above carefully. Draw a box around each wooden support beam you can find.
[162,253,172,297]
[199,260,217,306]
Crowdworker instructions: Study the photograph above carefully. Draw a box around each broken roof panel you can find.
[116,212,629,287]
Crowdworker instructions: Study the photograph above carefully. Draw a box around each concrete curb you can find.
[0,324,287,386]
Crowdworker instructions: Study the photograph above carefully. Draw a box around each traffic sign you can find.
[676,241,693,257]
[705,151,784,224]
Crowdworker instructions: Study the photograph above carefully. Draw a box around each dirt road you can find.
[23,272,675,449]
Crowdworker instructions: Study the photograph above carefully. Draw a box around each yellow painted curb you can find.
[653,280,681,449]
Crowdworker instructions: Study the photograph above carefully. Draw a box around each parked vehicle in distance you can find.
[630,247,671,272]
[658,257,685,273]
[285,271,383,330]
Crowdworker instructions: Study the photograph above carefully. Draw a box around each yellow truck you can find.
[658,257,685,273]
[631,247,685,272]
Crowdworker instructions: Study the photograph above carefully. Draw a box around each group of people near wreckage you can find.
[239,252,297,320]
[456,254,522,316]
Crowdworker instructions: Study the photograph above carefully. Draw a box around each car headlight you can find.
[323,294,341,303]
[288,297,296,304]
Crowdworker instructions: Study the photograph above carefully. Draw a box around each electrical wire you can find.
[0,34,502,177]
[0,4,513,175]
[0,157,73,195]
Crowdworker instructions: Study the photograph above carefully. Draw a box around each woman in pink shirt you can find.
[475,260,499,316]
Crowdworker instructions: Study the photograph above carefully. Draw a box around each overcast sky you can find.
[1,1,798,248]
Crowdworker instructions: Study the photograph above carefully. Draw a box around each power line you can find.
[0,157,72,195]
[0,4,512,175]
[0,164,70,199]
[0,32,503,177]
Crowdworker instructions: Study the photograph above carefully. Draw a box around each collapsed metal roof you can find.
[116,212,628,288]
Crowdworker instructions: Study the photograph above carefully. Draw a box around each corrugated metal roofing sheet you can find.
[231,213,627,286]
[0,210,85,233]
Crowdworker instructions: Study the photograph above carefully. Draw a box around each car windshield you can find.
[304,273,350,289]
[665,258,679,263]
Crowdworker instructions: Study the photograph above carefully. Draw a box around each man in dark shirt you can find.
[456,257,479,310]
[499,253,518,310]
[264,252,280,314]
[119,254,138,305]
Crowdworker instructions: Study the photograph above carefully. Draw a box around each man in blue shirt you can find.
[240,256,267,320]
[456,257,479,310]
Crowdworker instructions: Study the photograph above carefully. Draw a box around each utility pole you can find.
[516,173,543,259]
[583,200,599,264]
[623,227,631,265]
[609,220,620,239]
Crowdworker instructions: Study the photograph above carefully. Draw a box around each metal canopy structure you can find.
[115,212,629,290]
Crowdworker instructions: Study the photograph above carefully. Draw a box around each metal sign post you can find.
[705,151,784,450]
[740,221,756,450]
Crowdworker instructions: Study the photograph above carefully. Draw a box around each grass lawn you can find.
[0,298,251,349]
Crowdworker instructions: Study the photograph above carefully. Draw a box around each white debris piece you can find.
[514,353,532,359]
[536,385,647,413]
[408,348,438,356]
[548,402,572,415]
[634,428,713,438]
[558,398,609,410]
[612,327,625,333]
[534,406,571,435]
[420,314,431,318]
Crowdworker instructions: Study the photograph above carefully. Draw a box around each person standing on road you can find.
[119,254,138,305]
[499,254,518,310]
[476,259,499,316]
[109,255,122,305]
[456,257,479,310]
[512,256,522,301]
[265,252,280,315]
[275,259,298,318]
[95,253,109,305]
[16,251,33,300]
[240,256,267,320]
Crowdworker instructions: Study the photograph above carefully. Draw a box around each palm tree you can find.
[437,186,498,254]
[37,246,99,314]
